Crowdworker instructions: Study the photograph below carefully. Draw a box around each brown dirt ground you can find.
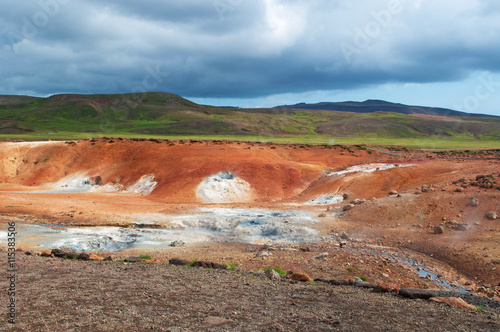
[1,253,499,331]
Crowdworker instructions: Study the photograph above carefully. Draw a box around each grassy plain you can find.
[1,92,499,149]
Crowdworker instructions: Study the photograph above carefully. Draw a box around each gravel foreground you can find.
[2,254,499,332]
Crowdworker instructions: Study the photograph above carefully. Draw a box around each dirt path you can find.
[2,253,499,331]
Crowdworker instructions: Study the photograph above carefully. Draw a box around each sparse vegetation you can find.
[185,260,197,268]
[226,262,238,270]
[139,254,152,260]
[355,275,368,281]
[262,266,287,277]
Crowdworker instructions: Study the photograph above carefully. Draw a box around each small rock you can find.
[455,223,470,231]
[477,286,487,293]
[245,246,259,252]
[340,232,349,240]
[103,256,113,261]
[486,211,497,220]
[318,212,327,218]
[470,197,478,207]
[429,297,477,310]
[169,258,191,266]
[434,225,445,234]
[88,175,103,186]
[343,194,349,201]
[88,254,104,261]
[146,259,161,264]
[170,240,185,247]
[315,278,350,286]
[287,273,312,282]
[350,279,376,289]
[374,283,400,293]
[388,190,398,196]
[51,249,68,258]
[78,253,90,260]
[311,252,328,260]
[263,244,276,251]
[399,288,438,299]
[455,187,464,192]
[342,204,354,211]
[256,251,272,258]
[192,261,227,269]
[264,269,281,280]
[40,251,53,258]
[382,273,389,278]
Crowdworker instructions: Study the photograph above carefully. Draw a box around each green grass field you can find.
[1,92,499,149]
[1,132,498,149]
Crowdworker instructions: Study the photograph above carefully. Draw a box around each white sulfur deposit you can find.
[125,174,157,194]
[42,172,154,194]
[327,163,414,177]
[196,171,254,203]
[46,172,109,193]
[305,194,344,205]
[51,172,93,191]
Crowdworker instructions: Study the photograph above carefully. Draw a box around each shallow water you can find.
[335,247,469,293]
[0,208,319,252]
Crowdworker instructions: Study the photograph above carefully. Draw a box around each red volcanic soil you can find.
[0,139,400,203]
[0,139,499,297]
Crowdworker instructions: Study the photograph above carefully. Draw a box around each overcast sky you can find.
[1,0,500,115]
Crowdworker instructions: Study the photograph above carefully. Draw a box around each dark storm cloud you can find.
[1,0,500,99]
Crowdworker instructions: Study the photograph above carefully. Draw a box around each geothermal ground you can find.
[1,138,499,329]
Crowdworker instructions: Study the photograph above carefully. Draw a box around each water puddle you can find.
[0,208,319,252]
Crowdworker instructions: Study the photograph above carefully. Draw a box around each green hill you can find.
[1,92,499,148]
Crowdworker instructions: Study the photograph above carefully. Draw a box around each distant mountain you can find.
[275,99,494,117]
[1,93,499,141]
[0,95,43,106]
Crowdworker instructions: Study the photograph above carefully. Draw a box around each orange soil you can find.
[0,139,499,292]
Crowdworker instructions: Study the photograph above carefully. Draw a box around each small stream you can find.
[332,247,469,293]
